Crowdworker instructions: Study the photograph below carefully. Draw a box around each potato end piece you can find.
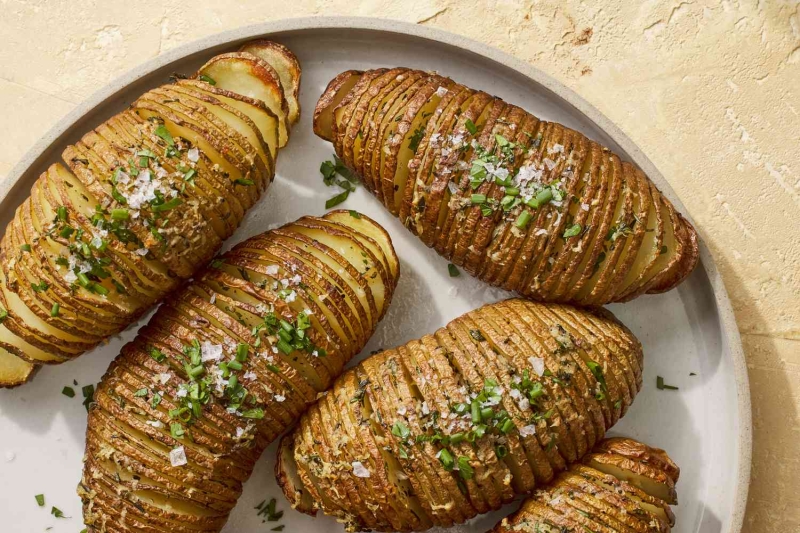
[239,40,302,125]
[313,70,363,141]
[276,432,317,515]
[0,347,39,388]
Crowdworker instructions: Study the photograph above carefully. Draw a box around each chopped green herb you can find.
[438,448,454,470]
[348,210,361,219]
[110,208,130,221]
[35,494,45,507]
[325,190,350,209]
[31,281,49,293]
[457,456,474,479]
[51,506,66,518]
[20,244,31,252]
[656,376,679,390]
[198,74,216,85]
[448,263,460,277]
[563,223,582,238]
[233,178,255,186]
[149,347,167,363]
[515,210,533,229]
[56,206,68,222]
[154,124,174,146]
[465,119,478,135]
[408,124,425,152]
[134,388,148,398]
[0,307,7,323]
[151,198,183,213]
[660,245,668,255]
[471,193,486,204]
[61,386,75,398]
[50,303,60,317]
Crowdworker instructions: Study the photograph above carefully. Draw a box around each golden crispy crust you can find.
[277,299,643,532]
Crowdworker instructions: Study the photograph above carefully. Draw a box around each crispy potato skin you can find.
[493,437,679,533]
[313,69,699,307]
[0,41,296,388]
[277,299,644,532]
[79,212,399,533]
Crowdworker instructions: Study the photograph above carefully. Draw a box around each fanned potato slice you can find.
[195,52,290,147]
[314,68,699,305]
[313,70,363,141]
[492,437,678,533]
[238,40,302,124]
[277,299,643,532]
[79,212,398,533]
[0,346,38,387]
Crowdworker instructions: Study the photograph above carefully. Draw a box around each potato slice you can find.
[195,52,290,147]
[313,70,363,141]
[0,346,38,387]
[239,40,302,125]
[277,299,644,531]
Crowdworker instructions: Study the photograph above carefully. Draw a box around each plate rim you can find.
[0,16,751,533]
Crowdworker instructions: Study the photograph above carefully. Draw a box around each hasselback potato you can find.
[79,211,399,532]
[276,299,643,532]
[313,69,699,307]
[0,42,300,388]
[493,437,679,533]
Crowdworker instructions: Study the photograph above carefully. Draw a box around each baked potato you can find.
[493,437,679,533]
[78,211,399,533]
[313,69,699,307]
[276,299,644,532]
[0,40,299,388]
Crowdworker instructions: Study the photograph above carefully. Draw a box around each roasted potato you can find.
[493,437,679,533]
[276,299,643,532]
[0,40,300,388]
[313,69,699,307]
[78,211,399,533]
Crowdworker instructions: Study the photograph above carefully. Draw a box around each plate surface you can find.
[0,17,749,533]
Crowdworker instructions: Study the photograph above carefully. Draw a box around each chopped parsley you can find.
[35,494,45,507]
[320,155,359,208]
[448,263,460,277]
[61,386,75,398]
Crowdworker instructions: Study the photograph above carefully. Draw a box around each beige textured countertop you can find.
[0,1,797,531]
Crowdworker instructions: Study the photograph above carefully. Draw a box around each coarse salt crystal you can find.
[535,228,548,236]
[397,406,407,416]
[519,425,537,437]
[170,446,188,467]
[352,461,370,478]
[529,356,545,376]
[284,290,297,303]
[436,86,448,97]
[210,294,216,304]
[581,203,590,211]
[275,394,286,403]
[265,264,279,276]
[157,373,171,385]
[187,147,200,162]
[146,420,163,428]
[201,341,223,362]
[135,248,149,256]
[176,387,188,398]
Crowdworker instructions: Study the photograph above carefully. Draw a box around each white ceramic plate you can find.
[0,17,750,533]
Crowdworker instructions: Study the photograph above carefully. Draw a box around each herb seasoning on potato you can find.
[313,68,699,307]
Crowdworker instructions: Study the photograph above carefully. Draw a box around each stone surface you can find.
[0,1,797,531]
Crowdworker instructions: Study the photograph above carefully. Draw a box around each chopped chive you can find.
[480,407,494,421]
[470,400,481,424]
[236,343,249,362]
[500,418,515,434]
[348,210,361,218]
[56,206,68,222]
[449,432,465,445]
[515,210,533,229]
[276,339,293,354]
[266,364,281,373]
[526,187,553,209]
[447,263,460,277]
[198,74,216,85]
[20,244,31,252]
[50,303,60,317]
[471,194,486,204]
[226,360,243,371]
[504,187,520,196]
[241,408,265,419]
[233,178,255,186]
[151,198,183,213]
[62,386,75,398]
[0,307,6,323]
[563,223,582,238]
[59,226,75,238]
[110,208,130,220]
[149,347,166,363]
